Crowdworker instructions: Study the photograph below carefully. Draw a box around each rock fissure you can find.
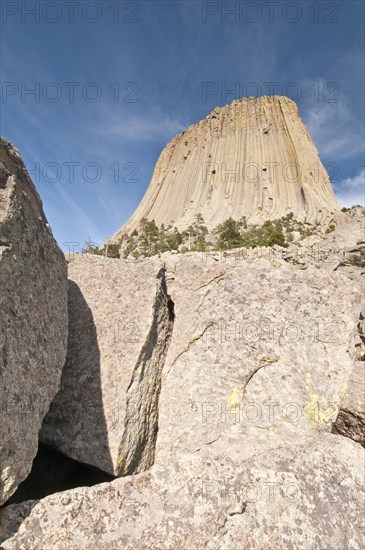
[194,273,226,291]
[196,289,211,314]
[166,321,216,375]
[214,502,248,540]
[116,266,175,476]
[241,357,279,400]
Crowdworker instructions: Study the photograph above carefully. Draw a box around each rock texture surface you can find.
[111,96,342,240]
[1,175,363,546]
[0,138,68,505]
[156,256,359,463]
[332,361,365,446]
[2,434,364,549]
[41,252,359,478]
[0,501,37,544]
[40,255,174,476]
[1,240,364,547]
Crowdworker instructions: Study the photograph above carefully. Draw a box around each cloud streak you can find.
[302,82,364,161]
[98,109,186,143]
[335,170,365,207]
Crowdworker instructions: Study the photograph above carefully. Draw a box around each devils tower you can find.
[111,96,341,241]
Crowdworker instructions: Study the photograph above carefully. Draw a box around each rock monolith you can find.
[111,96,342,240]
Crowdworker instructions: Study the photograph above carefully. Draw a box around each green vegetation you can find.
[85,212,325,260]
[181,213,209,251]
[325,224,336,234]
[241,219,287,248]
[122,218,184,258]
[82,237,121,258]
[105,244,121,258]
[83,237,100,255]
[341,205,364,212]
[215,217,247,249]
[214,213,317,250]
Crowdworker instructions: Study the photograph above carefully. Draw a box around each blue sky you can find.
[1,0,364,250]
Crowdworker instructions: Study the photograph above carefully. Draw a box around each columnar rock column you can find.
[111,96,341,242]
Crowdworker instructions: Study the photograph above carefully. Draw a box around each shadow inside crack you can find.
[0,443,113,543]
[40,279,115,475]
[3,443,114,506]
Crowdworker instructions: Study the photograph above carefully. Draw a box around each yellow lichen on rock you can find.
[303,374,350,428]
[227,387,243,411]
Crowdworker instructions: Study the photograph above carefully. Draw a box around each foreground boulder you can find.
[40,255,174,476]
[1,434,364,549]
[0,138,68,505]
[10,251,358,548]
[41,252,359,475]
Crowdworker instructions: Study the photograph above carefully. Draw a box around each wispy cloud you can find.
[99,110,186,143]
[335,170,365,207]
[301,81,364,161]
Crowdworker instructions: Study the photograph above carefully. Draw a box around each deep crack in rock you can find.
[116,266,175,476]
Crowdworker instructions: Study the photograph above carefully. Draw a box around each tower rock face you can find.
[111,96,341,241]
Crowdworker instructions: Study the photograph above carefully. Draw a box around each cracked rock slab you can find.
[0,138,68,505]
[206,434,365,550]
[157,254,360,464]
[1,434,364,549]
[40,255,173,476]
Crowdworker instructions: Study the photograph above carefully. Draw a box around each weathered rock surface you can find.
[332,361,365,446]
[2,434,364,549]
[205,435,365,550]
[0,501,37,544]
[156,256,359,464]
[40,252,359,479]
[0,138,68,505]
[40,255,174,476]
[3,214,362,546]
[111,96,342,240]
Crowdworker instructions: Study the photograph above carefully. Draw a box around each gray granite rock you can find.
[157,256,359,465]
[0,138,68,505]
[332,361,365,446]
[2,435,364,549]
[40,255,174,476]
[0,501,37,544]
[7,249,360,548]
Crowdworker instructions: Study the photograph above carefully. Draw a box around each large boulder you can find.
[1,434,364,549]
[1,250,363,547]
[40,255,174,476]
[0,138,68,505]
[41,252,359,475]
[156,255,359,464]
